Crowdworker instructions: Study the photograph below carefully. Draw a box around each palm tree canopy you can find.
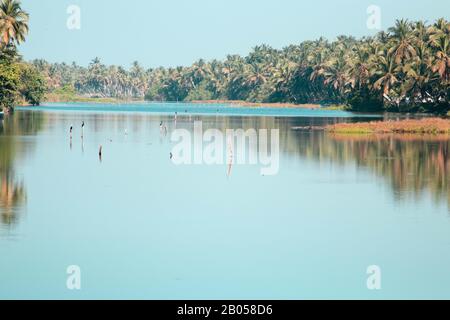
[0,0,28,46]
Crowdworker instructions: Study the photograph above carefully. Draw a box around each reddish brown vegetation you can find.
[327,118,450,134]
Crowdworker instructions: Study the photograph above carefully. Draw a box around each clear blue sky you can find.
[19,0,449,68]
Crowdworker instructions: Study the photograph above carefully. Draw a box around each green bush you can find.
[19,64,47,105]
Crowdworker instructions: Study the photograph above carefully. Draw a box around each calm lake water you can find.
[1,103,449,299]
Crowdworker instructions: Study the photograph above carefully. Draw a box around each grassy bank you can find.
[44,91,136,104]
[191,100,322,109]
[321,104,349,111]
[42,94,330,109]
[327,118,450,134]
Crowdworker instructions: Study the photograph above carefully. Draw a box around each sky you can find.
[19,0,449,68]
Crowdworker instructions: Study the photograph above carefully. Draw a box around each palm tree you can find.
[308,47,329,82]
[30,18,448,112]
[347,45,372,90]
[388,19,417,64]
[429,18,450,42]
[402,43,436,104]
[269,60,296,101]
[429,19,450,83]
[0,0,28,47]
[372,51,401,99]
[430,34,450,82]
[323,49,348,98]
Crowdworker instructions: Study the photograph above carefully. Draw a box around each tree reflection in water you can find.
[1,111,449,230]
[296,131,450,206]
[146,115,450,206]
[191,116,450,207]
[0,111,43,228]
[340,134,449,205]
[184,116,449,206]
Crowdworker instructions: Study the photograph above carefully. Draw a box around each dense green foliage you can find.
[0,48,46,111]
[18,63,46,105]
[0,0,45,111]
[33,59,150,100]
[0,55,19,110]
[33,18,450,113]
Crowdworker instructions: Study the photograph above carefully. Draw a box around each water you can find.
[1,103,449,299]
[19,102,382,118]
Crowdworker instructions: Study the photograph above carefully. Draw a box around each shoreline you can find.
[43,96,138,104]
[42,96,327,109]
[190,100,323,109]
[326,118,450,134]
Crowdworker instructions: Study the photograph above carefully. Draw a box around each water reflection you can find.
[169,116,449,205]
[325,133,450,205]
[174,116,449,206]
[1,109,449,231]
[285,129,449,205]
[0,174,26,226]
[0,112,44,228]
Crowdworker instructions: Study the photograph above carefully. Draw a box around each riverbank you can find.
[43,96,341,109]
[190,100,324,109]
[44,92,131,104]
[327,118,450,134]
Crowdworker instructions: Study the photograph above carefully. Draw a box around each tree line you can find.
[1,0,449,114]
[35,18,450,113]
